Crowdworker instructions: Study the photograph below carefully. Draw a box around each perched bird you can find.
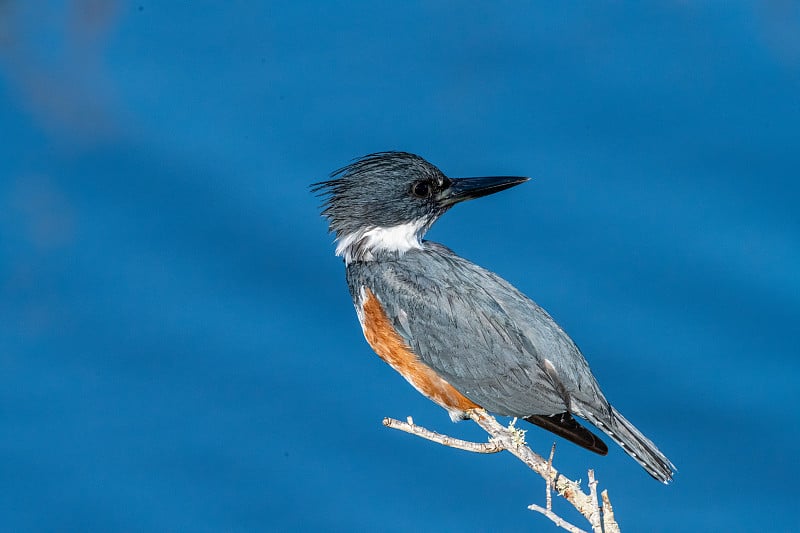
[313,152,675,482]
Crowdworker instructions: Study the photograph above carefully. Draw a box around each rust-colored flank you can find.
[361,288,480,414]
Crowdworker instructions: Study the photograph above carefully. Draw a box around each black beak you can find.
[439,176,529,207]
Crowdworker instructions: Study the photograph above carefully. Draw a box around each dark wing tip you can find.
[524,413,609,456]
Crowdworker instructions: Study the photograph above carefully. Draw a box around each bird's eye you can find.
[411,181,432,199]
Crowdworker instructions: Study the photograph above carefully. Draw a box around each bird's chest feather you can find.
[354,286,479,420]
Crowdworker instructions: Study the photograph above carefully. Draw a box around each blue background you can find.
[2,2,798,532]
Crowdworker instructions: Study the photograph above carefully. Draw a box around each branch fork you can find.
[382,409,620,533]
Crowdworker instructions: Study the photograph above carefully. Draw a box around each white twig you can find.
[587,469,602,533]
[382,416,503,454]
[602,490,621,533]
[529,503,588,533]
[382,409,621,533]
[546,442,556,511]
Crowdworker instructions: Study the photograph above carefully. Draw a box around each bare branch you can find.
[602,490,621,533]
[382,416,503,454]
[587,470,602,533]
[382,408,622,532]
[546,442,556,511]
[529,503,588,533]
[466,410,600,520]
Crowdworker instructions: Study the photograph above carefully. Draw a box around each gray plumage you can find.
[313,152,675,483]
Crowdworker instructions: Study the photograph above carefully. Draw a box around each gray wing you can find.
[347,243,611,418]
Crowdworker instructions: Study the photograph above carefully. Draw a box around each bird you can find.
[312,151,675,482]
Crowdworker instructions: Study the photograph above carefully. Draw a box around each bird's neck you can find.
[336,221,428,264]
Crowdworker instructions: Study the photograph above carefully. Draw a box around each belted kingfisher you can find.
[313,152,675,482]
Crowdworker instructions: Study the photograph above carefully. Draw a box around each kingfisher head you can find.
[312,151,528,263]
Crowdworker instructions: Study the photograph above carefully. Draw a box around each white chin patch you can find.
[336,220,426,263]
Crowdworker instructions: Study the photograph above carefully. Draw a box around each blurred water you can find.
[1,2,798,532]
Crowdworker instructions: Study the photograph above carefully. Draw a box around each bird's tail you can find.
[582,406,675,483]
